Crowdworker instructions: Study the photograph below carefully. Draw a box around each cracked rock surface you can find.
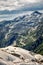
[0,46,43,65]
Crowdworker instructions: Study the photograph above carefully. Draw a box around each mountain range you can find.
[0,11,43,55]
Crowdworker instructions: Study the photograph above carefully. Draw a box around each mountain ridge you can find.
[0,11,43,55]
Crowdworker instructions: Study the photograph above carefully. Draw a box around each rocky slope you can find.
[0,46,43,65]
[16,18,43,54]
[0,11,43,47]
[0,11,43,55]
[16,12,43,55]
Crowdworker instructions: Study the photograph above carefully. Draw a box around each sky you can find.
[0,0,43,10]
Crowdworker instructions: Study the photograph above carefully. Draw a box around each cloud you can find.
[0,0,43,10]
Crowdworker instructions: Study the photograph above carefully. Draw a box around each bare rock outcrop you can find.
[0,46,43,65]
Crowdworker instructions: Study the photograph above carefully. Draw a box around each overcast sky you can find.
[0,0,43,10]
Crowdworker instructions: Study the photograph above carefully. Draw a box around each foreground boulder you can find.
[0,46,43,65]
[34,54,43,62]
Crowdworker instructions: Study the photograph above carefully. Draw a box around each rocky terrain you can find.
[0,11,43,65]
[0,46,43,65]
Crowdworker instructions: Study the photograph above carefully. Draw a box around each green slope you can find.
[16,18,43,55]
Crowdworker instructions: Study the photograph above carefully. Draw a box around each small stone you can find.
[34,54,43,62]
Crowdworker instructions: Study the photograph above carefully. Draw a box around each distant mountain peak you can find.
[34,11,42,14]
[31,11,42,16]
